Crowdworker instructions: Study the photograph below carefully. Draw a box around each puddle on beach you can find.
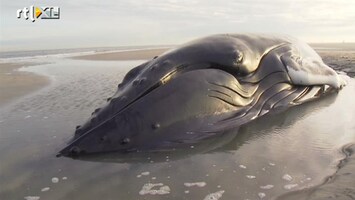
[0,57,354,200]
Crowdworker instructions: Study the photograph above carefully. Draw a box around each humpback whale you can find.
[58,34,346,157]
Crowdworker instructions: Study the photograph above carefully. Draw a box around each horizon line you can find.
[1,42,355,53]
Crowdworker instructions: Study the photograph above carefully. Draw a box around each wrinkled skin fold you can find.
[58,34,346,157]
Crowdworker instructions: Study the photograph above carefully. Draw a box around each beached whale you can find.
[58,34,346,157]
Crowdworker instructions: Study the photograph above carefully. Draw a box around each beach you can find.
[0,45,354,200]
[318,51,355,77]
[0,63,49,107]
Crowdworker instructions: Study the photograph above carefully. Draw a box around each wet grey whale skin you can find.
[58,34,345,157]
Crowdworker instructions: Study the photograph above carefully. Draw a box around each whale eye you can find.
[234,50,243,64]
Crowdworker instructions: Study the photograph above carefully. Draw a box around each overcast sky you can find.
[1,0,355,51]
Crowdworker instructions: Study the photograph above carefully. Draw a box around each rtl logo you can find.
[17,6,60,22]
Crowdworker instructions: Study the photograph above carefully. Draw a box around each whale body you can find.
[58,34,346,157]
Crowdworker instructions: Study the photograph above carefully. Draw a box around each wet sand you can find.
[278,144,355,200]
[0,47,354,200]
[0,48,171,107]
[318,51,355,77]
[72,48,169,61]
[0,63,50,107]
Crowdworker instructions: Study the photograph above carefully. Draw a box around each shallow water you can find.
[0,56,354,200]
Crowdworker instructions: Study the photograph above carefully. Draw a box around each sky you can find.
[1,0,355,51]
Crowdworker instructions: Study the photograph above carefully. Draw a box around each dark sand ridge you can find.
[0,63,50,107]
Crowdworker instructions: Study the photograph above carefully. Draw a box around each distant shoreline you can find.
[71,48,170,61]
[2,42,355,61]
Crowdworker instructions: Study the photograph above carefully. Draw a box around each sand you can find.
[0,48,354,200]
[72,48,170,61]
[317,50,355,77]
[0,63,49,107]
